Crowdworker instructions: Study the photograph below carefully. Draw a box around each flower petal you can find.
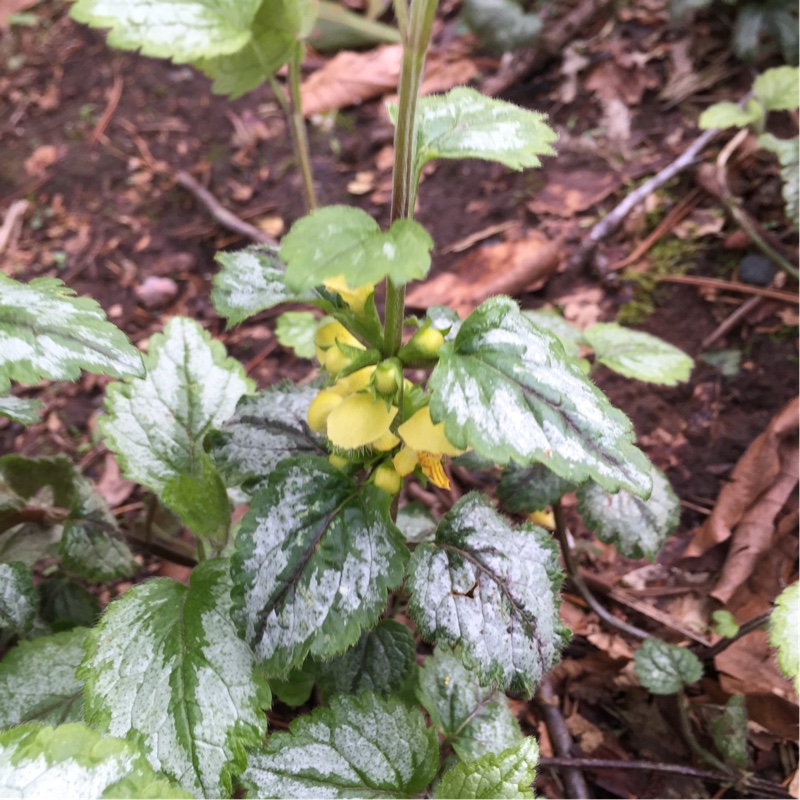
[398,406,464,457]
[324,275,375,314]
[392,446,419,477]
[330,366,376,397]
[327,393,398,450]
[418,452,451,490]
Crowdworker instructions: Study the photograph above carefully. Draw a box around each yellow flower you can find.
[392,406,464,490]
[314,320,363,367]
[326,392,400,451]
[373,462,402,495]
[324,275,375,314]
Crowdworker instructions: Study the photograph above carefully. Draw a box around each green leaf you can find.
[80,559,267,798]
[0,396,42,426]
[522,310,583,359]
[583,322,693,386]
[0,722,192,798]
[732,6,764,62]
[39,576,100,631]
[243,693,439,798]
[461,0,541,53]
[710,694,748,768]
[418,647,523,762]
[711,609,740,639]
[698,99,762,130]
[429,296,653,497]
[208,382,326,493]
[669,0,712,15]
[276,311,326,359]
[758,134,799,228]
[0,628,87,729]
[212,245,315,327]
[269,666,316,707]
[281,206,434,292]
[435,738,538,800]
[0,274,142,394]
[315,620,417,701]
[770,582,799,692]
[497,463,576,514]
[753,66,800,112]
[389,88,556,178]
[699,348,742,379]
[69,0,262,62]
[634,639,703,694]
[576,465,680,560]
[311,0,401,51]
[396,501,437,543]
[0,561,37,635]
[407,494,567,695]
[100,317,252,511]
[232,456,408,677]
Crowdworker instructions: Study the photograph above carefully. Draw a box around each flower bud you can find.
[323,344,354,377]
[373,358,403,398]
[398,326,445,363]
[328,453,350,471]
[373,462,402,495]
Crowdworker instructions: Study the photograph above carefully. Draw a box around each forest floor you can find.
[1,0,798,797]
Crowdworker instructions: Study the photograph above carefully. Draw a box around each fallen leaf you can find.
[24,144,59,176]
[135,276,179,309]
[95,453,135,507]
[527,167,621,217]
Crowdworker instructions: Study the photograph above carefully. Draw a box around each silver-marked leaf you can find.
[0,562,37,635]
[80,559,267,798]
[462,0,541,53]
[0,628,86,729]
[243,693,439,798]
[497,463,576,514]
[429,297,652,497]
[522,310,583,359]
[101,317,253,500]
[770,582,799,692]
[232,456,408,677]
[209,382,325,493]
[0,274,142,394]
[212,246,315,328]
[388,87,556,177]
[576,465,680,560]
[281,206,434,292]
[315,620,417,701]
[759,134,799,228]
[396,501,437,543]
[710,694,748,769]
[583,323,693,386]
[633,639,703,695]
[275,311,327,360]
[435,738,538,800]
[0,396,42,426]
[0,723,191,798]
[407,494,567,695]
[69,0,262,62]
[418,646,523,763]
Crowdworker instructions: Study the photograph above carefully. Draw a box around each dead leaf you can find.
[405,233,562,315]
[135,276,179,309]
[95,453,135,507]
[347,171,375,195]
[0,0,38,29]
[301,45,402,116]
[686,397,799,558]
[24,144,59,176]
[527,167,621,217]
[565,713,604,753]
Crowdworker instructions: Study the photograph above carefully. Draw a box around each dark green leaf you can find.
[462,0,541,53]
[634,639,703,694]
[497,463,576,514]
[711,694,748,768]
[269,666,316,707]
[39,577,100,631]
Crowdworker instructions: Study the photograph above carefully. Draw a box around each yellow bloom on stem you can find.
[324,275,375,314]
[326,392,400,451]
[314,320,363,366]
[392,406,464,490]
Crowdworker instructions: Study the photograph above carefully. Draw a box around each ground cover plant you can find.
[0,0,797,797]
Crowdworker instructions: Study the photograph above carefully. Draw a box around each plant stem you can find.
[697,609,772,660]
[195,537,208,564]
[384,0,437,358]
[287,42,317,212]
[553,499,650,641]
[677,690,730,774]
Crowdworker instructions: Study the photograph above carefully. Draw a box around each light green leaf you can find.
[497,463,575,514]
[315,620,417,701]
[732,6,764,62]
[208,382,325,493]
[0,274,142,394]
[522,310,583,359]
[80,559,267,798]
[583,323,693,385]
[275,311,326,359]
[269,666,316,707]
[699,348,742,379]
[243,693,439,798]
[462,0,541,53]
[311,0,401,51]
[418,647,522,763]
[634,639,703,694]
[0,561,37,635]
[429,297,653,497]
[100,317,253,504]
[753,66,800,112]
[407,494,567,695]
[710,694,748,768]
[39,576,100,631]
[0,628,86,729]
[281,205,434,292]
[0,723,191,798]
[232,456,408,677]
[0,396,42,426]
[389,87,556,178]
[711,610,739,639]
[698,99,762,130]
[69,0,262,62]
[435,738,538,800]
[770,582,799,692]
[576,465,680,560]
[212,245,315,328]
[759,134,799,228]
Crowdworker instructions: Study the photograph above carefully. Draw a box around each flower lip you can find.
[397,406,463,457]
[326,392,399,451]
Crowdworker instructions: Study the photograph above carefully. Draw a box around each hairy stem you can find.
[287,43,317,212]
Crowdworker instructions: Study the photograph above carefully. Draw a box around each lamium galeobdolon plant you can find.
[3,0,772,797]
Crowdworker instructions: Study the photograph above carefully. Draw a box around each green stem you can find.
[677,690,731,774]
[195,537,208,563]
[383,0,438,358]
[287,42,318,212]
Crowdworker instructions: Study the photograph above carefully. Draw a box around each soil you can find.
[1,1,798,797]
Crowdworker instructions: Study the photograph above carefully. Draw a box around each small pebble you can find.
[738,253,775,287]
[135,276,179,308]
